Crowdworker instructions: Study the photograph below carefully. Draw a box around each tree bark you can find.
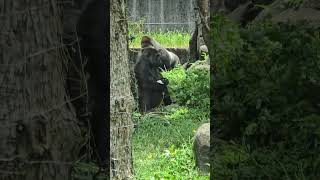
[0,0,82,180]
[189,23,199,62]
[197,0,212,61]
[110,0,135,179]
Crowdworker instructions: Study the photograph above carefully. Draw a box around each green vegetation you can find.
[212,14,320,179]
[133,66,210,179]
[128,20,191,48]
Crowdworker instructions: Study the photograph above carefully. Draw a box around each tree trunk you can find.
[196,0,214,66]
[189,0,209,63]
[189,23,199,62]
[199,0,214,176]
[110,0,135,179]
[0,1,82,180]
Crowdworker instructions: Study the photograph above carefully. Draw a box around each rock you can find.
[199,45,209,61]
[193,123,210,173]
[227,1,252,24]
[199,45,208,54]
[253,0,320,28]
[301,0,320,9]
[271,8,320,28]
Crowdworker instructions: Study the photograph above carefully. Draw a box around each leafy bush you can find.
[162,65,210,111]
[212,15,320,179]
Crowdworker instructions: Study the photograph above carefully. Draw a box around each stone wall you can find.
[128,48,189,67]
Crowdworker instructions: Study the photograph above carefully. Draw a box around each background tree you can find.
[0,1,82,180]
[110,0,135,179]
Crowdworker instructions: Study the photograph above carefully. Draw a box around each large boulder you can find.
[213,0,320,27]
[193,123,210,173]
[253,0,320,27]
[272,8,320,27]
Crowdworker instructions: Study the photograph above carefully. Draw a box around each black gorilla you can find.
[61,0,108,168]
[134,47,172,112]
[141,36,180,70]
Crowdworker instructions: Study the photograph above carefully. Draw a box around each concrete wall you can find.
[129,48,189,68]
[127,0,196,32]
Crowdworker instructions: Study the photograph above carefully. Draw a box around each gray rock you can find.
[199,45,210,61]
[272,8,320,28]
[193,123,210,173]
[253,0,320,28]
[227,1,252,23]
[301,0,320,9]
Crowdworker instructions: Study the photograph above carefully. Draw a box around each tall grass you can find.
[128,20,191,48]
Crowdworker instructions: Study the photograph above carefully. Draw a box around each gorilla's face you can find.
[141,36,152,48]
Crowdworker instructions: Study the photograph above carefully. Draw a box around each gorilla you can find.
[61,0,108,168]
[141,36,180,70]
[134,47,172,112]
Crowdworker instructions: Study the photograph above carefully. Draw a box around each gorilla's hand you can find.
[156,80,164,84]
[156,78,169,86]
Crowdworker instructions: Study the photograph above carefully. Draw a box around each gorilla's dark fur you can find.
[61,0,108,168]
[141,36,180,70]
[134,47,172,112]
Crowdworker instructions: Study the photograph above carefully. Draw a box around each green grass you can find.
[128,21,191,48]
[129,31,191,48]
[132,105,209,179]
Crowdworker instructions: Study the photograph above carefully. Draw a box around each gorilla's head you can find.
[141,36,153,48]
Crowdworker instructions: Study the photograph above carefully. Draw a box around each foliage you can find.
[162,65,210,111]
[128,20,191,48]
[212,14,320,179]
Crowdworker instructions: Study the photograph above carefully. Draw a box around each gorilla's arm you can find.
[134,60,167,88]
[135,66,168,90]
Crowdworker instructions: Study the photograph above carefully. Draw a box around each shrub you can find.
[212,14,320,179]
[162,65,210,111]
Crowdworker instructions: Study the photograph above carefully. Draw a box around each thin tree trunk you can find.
[110,0,135,179]
[199,0,215,176]
[189,23,199,62]
[0,1,82,180]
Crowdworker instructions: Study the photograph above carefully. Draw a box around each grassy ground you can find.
[132,105,209,179]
